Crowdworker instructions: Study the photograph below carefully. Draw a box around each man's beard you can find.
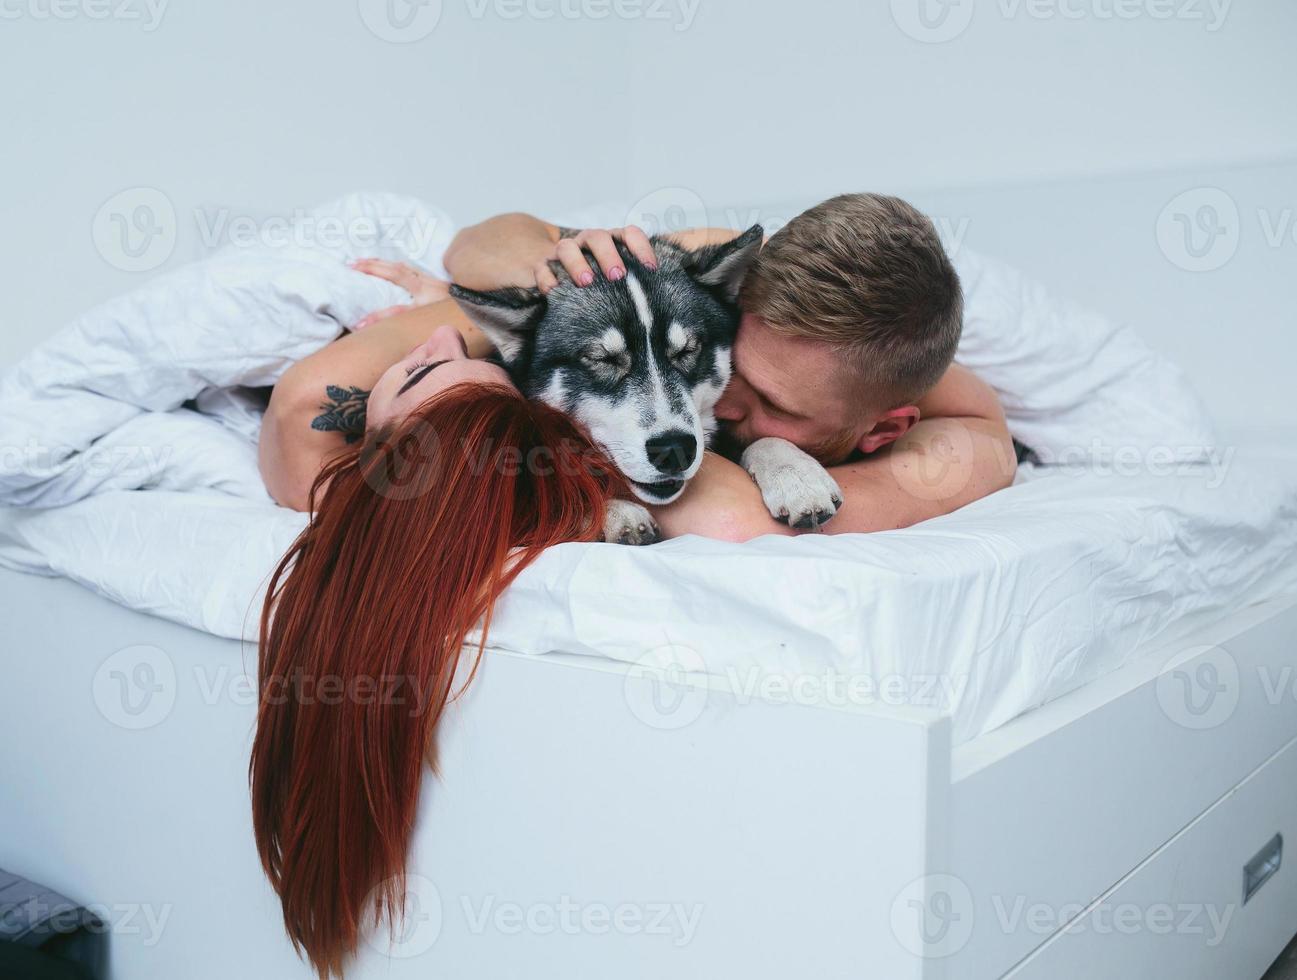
[805,426,863,466]
[713,423,859,466]
[710,425,746,463]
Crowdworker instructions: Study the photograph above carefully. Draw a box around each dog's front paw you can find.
[741,437,843,531]
[601,499,661,545]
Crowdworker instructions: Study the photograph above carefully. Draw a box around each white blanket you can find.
[3,192,1292,743]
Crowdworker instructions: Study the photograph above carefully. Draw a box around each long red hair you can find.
[250,383,625,977]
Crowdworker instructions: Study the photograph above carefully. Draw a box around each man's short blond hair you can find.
[739,193,963,409]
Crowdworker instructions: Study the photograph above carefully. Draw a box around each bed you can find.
[4,495,1297,979]
[3,183,1296,979]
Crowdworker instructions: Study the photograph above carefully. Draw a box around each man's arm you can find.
[259,299,488,511]
[654,365,1017,541]
[650,452,794,542]
[827,363,1017,532]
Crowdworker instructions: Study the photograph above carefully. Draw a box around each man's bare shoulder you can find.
[915,363,1006,424]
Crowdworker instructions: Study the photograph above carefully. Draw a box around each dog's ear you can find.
[449,284,545,365]
[678,224,764,303]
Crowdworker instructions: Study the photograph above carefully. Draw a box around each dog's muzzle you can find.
[645,430,697,476]
[628,430,698,503]
[629,476,687,503]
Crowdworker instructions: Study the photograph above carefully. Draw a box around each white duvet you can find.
[2,192,1294,742]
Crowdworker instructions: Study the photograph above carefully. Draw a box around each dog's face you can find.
[451,226,763,504]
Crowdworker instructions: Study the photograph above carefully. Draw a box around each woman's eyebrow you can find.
[397,360,448,397]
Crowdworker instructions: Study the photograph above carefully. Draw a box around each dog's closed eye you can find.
[668,328,702,370]
[667,321,698,353]
[581,343,630,378]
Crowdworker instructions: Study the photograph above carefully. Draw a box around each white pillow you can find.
[951,245,1217,464]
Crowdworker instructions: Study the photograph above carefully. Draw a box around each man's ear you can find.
[449,284,545,365]
[858,406,921,455]
[677,224,764,303]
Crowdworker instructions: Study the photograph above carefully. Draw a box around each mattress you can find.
[3,436,1295,744]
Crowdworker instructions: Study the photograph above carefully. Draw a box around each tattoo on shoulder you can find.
[311,385,370,444]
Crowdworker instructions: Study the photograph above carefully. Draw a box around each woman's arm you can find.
[444,213,660,292]
[259,299,490,511]
[443,213,563,290]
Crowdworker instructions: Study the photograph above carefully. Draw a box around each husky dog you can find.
[450,225,841,543]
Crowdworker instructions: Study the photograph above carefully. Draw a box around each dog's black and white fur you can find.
[451,225,841,543]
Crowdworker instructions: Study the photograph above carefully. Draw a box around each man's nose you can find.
[714,388,744,422]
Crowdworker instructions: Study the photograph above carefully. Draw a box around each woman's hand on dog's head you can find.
[535,226,658,295]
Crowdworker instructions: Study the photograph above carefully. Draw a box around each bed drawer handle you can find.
[1243,833,1283,906]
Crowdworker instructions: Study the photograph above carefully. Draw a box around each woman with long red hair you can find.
[251,283,627,977]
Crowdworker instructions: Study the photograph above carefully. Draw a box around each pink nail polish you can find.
[579,271,595,286]
[609,266,625,281]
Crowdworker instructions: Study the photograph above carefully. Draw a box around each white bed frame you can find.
[3,566,1295,979]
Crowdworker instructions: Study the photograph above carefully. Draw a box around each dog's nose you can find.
[645,431,698,476]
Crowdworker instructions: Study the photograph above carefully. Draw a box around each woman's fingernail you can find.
[608,265,625,281]
[646,260,658,271]
[579,271,595,286]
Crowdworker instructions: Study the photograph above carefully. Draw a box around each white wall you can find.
[623,1,1297,207]
[3,0,1294,423]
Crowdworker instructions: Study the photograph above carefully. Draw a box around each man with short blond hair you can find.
[443,192,1015,538]
[741,193,963,409]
